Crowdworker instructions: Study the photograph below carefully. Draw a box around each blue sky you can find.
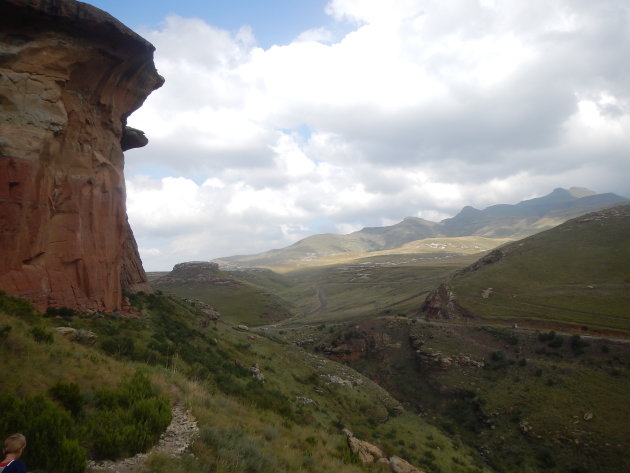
[82,1,630,271]
[85,0,336,48]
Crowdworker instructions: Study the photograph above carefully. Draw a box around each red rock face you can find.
[0,0,163,312]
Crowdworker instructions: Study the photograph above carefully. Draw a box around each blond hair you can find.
[3,433,26,454]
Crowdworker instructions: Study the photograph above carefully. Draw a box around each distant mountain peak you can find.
[547,186,596,199]
[568,186,596,198]
[213,188,628,269]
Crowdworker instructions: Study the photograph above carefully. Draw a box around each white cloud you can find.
[295,27,335,43]
[124,0,630,270]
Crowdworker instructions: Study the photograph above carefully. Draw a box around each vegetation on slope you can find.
[0,290,490,473]
[448,205,630,333]
[278,317,630,473]
[151,264,295,326]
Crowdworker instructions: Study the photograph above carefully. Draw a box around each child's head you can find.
[3,433,26,456]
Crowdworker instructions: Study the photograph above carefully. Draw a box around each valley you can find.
[2,203,629,473]
[1,2,628,473]
[144,204,630,473]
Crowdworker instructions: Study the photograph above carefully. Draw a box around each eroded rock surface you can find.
[155,261,241,286]
[0,0,161,311]
[342,428,426,472]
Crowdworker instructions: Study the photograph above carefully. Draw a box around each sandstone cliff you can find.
[0,0,163,311]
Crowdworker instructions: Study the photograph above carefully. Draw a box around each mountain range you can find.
[214,187,628,270]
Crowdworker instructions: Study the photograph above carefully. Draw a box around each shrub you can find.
[200,426,281,473]
[488,350,511,369]
[57,438,86,473]
[0,392,85,473]
[537,450,556,468]
[335,442,361,465]
[49,381,84,417]
[263,427,278,441]
[538,330,556,342]
[29,326,53,344]
[100,335,135,358]
[0,324,11,341]
[86,373,172,460]
[44,306,77,318]
[570,335,589,355]
[0,291,39,319]
[491,351,506,362]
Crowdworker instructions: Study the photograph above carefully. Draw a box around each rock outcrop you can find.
[420,283,474,319]
[317,330,402,362]
[182,298,221,326]
[54,326,97,345]
[342,429,426,472]
[0,0,162,312]
[155,261,241,286]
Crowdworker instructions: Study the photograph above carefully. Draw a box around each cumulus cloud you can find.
[124,0,630,270]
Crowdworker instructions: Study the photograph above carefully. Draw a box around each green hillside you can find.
[0,290,491,473]
[151,263,296,326]
[276,317,630,473]
[446,205,630,334]
[273,253,482,323]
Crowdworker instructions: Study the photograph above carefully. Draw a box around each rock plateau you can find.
[0,0,162,312]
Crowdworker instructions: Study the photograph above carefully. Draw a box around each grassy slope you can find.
[450,206,630,334]
[152,268,297,326]
[153,282,294,326]
[0,292,490,473]
[219,236,510,273]
[275,253,482,324]
[277,318,630,473]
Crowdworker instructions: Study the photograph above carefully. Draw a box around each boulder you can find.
[0,0,161,312]
[342,429,386,464]
[341,429,426,472]
[389,456,425,473]
[54,326,97,345]
[250,364,264,382]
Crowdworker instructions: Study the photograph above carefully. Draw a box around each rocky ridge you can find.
[0,0,161,312]
[154,261,242,286]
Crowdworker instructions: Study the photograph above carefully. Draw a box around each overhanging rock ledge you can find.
[0,0,163,312]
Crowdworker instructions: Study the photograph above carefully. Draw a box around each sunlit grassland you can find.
[275,253,482,324]
[154,282,294,326]
[451,209,630,334]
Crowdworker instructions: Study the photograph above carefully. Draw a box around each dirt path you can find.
[87,402,199,473]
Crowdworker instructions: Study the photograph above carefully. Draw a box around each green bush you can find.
[538,330,556,341]
[570,335,589,355]
[58,438,87,473]
[49,381,84,418]
[44,306,77,318]
[0,324,11,341]
[2,373,171,467]
[85,373,171,460]
[29,326,53,344]
[0,291,39,319]
[0,392,85,473]
[263,427,278,441]
[200,426,282,473]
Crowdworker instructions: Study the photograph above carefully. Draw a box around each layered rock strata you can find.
[0,0,162,311]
